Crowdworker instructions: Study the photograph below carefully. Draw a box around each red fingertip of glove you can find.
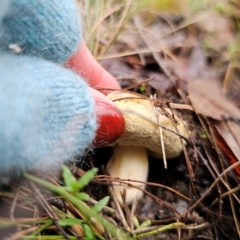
[94,101,125,147]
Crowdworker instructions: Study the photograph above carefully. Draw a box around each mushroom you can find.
[106,91,188,205]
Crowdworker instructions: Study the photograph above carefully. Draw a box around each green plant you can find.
[23,167,134,240]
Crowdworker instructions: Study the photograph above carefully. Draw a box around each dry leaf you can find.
[212,123,240,181]
[188,79,240,120]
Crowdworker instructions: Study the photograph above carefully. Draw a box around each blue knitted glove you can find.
[0,0,81,63]
[0,0,97,184]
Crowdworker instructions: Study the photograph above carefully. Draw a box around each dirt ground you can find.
[1,1,240,239]
[89,1,240,238]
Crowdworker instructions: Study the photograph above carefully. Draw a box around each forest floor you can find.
[0,1,240,239]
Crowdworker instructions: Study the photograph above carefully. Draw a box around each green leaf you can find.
[139,85,146,93]
[75,192,90,201]
[133,216,140,228]
[139,219,151,228]
[76,168,98,189]
[91,196,109,213]
[62,165,77,190]
[58,218,83,227]
[83,224,95,240]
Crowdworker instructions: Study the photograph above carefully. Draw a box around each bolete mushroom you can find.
[106,91,188,205]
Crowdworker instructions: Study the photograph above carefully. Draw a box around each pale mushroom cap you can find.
[108,91,188,159]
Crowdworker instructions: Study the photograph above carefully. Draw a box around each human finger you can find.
[66,42,120,95]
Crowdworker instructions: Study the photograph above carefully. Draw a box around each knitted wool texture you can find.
[0,0,9,19]
[0,0,82,63]
[0,53,96,183]
[0,1,97,184]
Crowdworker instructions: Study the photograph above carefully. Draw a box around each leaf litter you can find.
[1,0,240,239]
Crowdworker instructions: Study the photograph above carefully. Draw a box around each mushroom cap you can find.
[107,91,188,159]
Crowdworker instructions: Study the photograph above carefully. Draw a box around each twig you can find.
[28,181,70,240]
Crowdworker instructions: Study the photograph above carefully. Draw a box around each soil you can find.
[89,106,239,239]
[1,1,240,239]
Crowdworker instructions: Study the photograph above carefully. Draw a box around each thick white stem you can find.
[107,145,149,205]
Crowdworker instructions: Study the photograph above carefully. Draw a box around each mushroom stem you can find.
[107,145,148,205]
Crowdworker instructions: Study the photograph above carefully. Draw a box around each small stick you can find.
[151,94,167,169]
